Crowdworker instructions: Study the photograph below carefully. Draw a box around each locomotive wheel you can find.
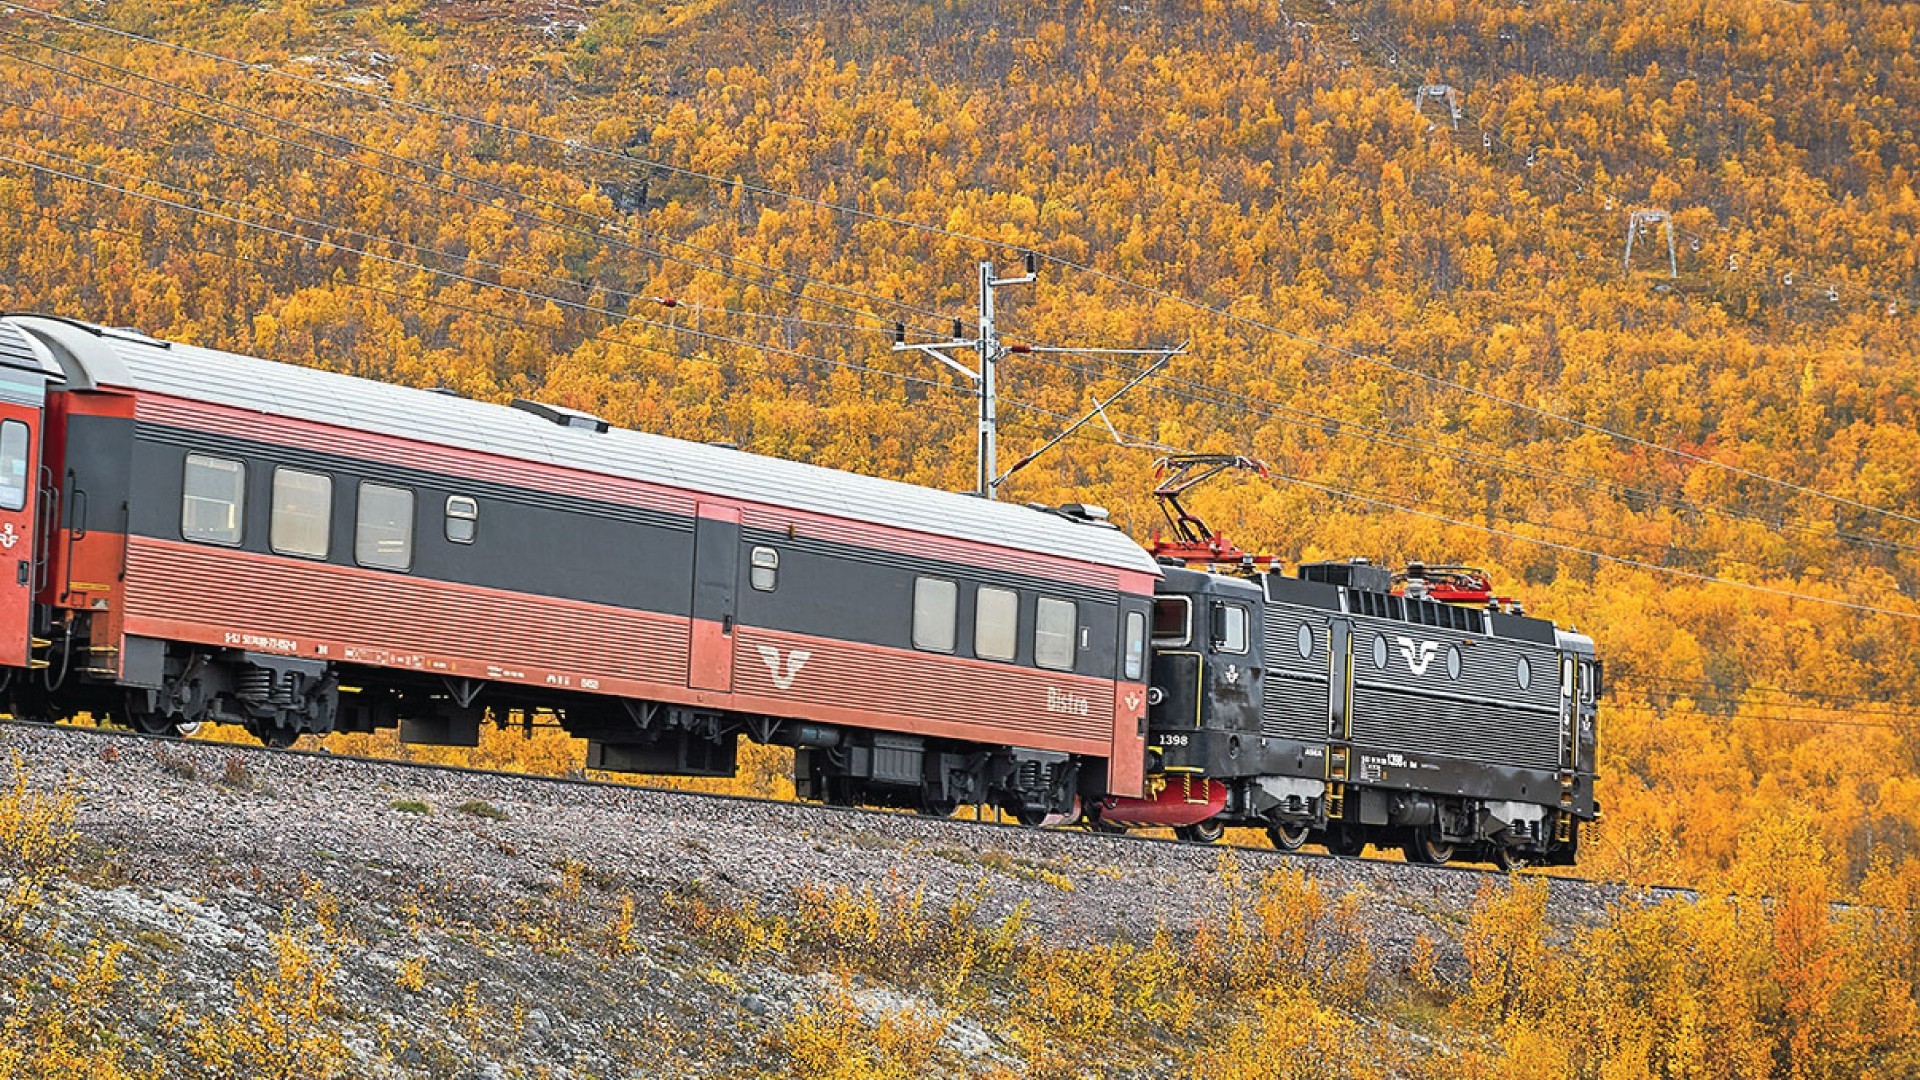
[916,793,959,818]
[1265,822,1311,852]
[1403,830,1456,866]
[1325,830,1367,857]
[1488,845,1529,872]
[1085,816,1128,835]
[1174,820,1226,844]
[246,720,299,749]
[1013,805,1051,827]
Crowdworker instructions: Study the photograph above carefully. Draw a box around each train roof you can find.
[5,315,1161,579]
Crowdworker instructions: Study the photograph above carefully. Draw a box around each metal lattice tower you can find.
[1624,208,1678,278]
[1415,84,1463,129]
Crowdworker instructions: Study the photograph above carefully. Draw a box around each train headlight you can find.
[1146,686,1166,706]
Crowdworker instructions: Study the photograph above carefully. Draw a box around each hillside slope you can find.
[2,0,1919,888]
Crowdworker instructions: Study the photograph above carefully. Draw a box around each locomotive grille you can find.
[1259,605,1331,741]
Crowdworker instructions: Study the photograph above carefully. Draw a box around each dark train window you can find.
[0,420,27,511]
[913,577,957,653]
[444,495,478,544]
[355,482,415,571]
[749,546,779,591]
[182,453,245,546]
[975,586,1018,661]
[270,467,332,559]
[1123,611,1146,680]
[1213,603,1250,655]
[1035,597,1077,671]
[1151,597,1191,647]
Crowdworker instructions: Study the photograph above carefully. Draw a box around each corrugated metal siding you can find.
[732,627,1115,748]
[125,539,689,681]
[1346,614,1562,770]
[0,323,42,370]
[1260,603,1331,741]
[22,319,1158,579]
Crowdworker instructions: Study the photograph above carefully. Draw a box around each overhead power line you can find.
[10,2,1916,540]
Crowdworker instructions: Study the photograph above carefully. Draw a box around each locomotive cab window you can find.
[182,453,245,546]
[913,577,958,653]
[270,467,332,559]
[1151,596,1191,647]
[1035,597,1077,671]
[444,495,478,544]
[749,546,779,591]
[975,586,1018,662]
[0,420,28,512]
[1212,602,1250,655]
[356,481,415,571]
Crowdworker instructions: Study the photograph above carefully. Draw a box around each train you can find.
[0,313,1598,866]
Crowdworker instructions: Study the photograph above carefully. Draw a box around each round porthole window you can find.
[1372,634,1389,670]
[1296,624,1314,660]
[1447,645,1463,680]
[1517,655,1532,690]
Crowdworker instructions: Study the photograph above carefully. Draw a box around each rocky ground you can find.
[0,722,1645,1077]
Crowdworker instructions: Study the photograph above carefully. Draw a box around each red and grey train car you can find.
[0,314,1159,821]
[1124,558,1598,866]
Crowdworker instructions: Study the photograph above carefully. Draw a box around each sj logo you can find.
[0,523,16,550]
[756,646,811,690]
[1395,637,1440,676]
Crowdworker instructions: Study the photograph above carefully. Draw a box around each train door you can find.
[1324,618,1354,821]
[688,504,741,692]
[0,366,46,669]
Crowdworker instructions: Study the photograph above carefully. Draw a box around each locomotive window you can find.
[975,586,1019,662]
[355,481,415,571]
[444,495,478,544]
[749,546,779,591]
[1123,611,1146,680]
[1035,597,1077,671]
[1151,597,1191,647]
[1214,603,1250,655]
[0,420,27,512]
[912,577,957,653]
[270,467,332,559]
[182,453,245,546]
[1580,660,1597,703]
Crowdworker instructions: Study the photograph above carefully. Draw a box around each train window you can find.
[1123,611,1146,680]
[1213,603,1250,655]
[444,495,478,544]
[1580,661,1597,703]
[1372,633,1390,670]
[1517,655,1532,690]
[0,420,27,512]
[749,546,779,591]
[1035,597,1077,671]
[1151,597,1191,647]
[355,481,415,571]
[912,577,957,653]
[270,467,332,559]
[975,586,1019,661]
[182,453,245,546]
[1296,623,1314,660]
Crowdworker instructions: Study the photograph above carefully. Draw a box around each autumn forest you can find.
[5,0,1920,1072]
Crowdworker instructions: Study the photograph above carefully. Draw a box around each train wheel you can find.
[1174,820,1226,844]
[1013,805,1051,828]
[1403,830,1456,866]
[916,793,959,818]
[1266,822,1311,852]
[1086,816,1128,835]
[1488,845,1528,872]
[1325,830,1367,857]
[124,697,186,739]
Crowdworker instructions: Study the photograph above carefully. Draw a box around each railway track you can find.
[0,714,1686,899]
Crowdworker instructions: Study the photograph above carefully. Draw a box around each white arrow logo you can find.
[756,646,811,690]
[1396,637,1440,676]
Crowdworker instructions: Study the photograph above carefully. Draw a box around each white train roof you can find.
[6,315,1160,578]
